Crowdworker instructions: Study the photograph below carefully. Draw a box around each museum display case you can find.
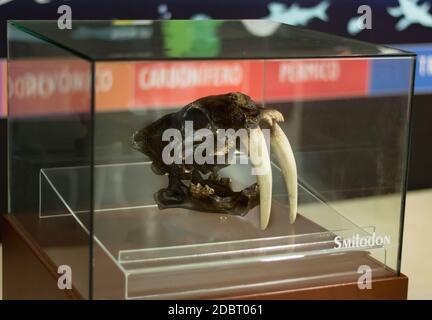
[7,20,415,299]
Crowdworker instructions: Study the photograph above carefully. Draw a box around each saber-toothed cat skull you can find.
[131,92,297,230]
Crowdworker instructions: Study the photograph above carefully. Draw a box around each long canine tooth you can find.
[271,123,298,224]
[248,127,272,230]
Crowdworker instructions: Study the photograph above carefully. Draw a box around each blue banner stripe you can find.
[392,44,432,94]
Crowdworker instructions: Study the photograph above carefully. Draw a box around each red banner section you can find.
[133,61,264,108]
[8,58,91,117]
[265,59,370,101]
[5,58,370,116]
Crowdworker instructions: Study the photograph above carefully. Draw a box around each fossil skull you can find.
[131,92,297,230]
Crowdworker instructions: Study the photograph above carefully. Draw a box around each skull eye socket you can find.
[183,108,210,130]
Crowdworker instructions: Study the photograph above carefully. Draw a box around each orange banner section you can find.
[133,60,264,108]
[95,62,135,111]
[8,58,91,117]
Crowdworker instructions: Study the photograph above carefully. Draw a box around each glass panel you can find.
[9,20,415,300]
[43,162,386,299]
[7,23,93,299]
[90,57,412,298]
[9,20,410,61]
[264,57,414,272]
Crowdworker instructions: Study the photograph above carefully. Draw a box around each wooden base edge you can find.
[220,275,408,300]
[2,214,408,300]
[2,214,83,300]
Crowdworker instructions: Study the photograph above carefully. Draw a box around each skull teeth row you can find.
[189,182,216,198]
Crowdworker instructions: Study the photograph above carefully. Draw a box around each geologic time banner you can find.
[5,57,416,117]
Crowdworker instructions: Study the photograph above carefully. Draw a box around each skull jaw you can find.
[155,183,259,217]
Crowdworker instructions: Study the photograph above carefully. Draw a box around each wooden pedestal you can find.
[2,214,408,300]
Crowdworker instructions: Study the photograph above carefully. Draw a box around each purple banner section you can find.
[0,59,5,118]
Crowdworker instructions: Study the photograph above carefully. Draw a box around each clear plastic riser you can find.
[40,161,388,299]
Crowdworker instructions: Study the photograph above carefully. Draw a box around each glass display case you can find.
[7,20,415,299]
